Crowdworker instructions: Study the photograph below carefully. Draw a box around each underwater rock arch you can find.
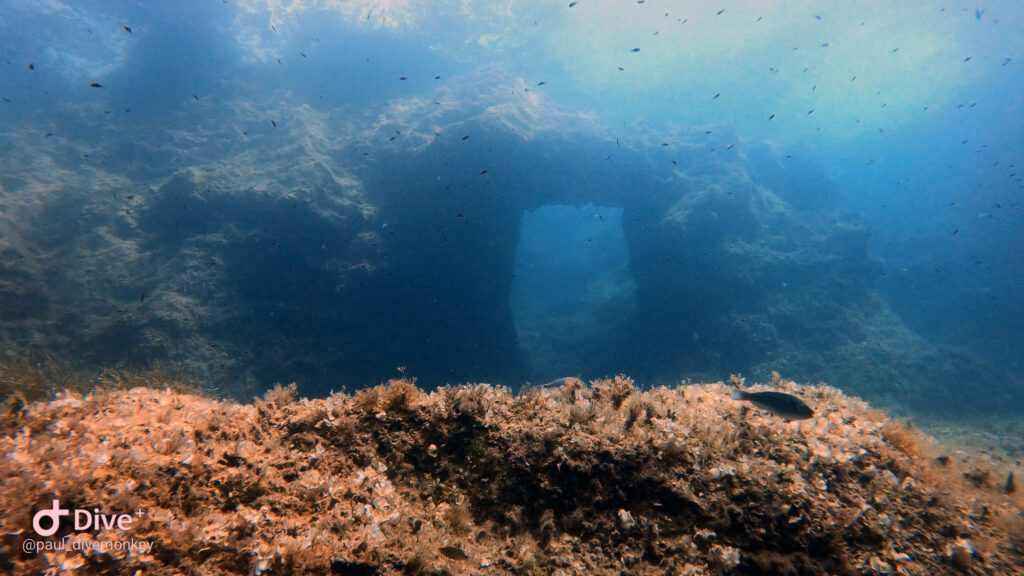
[355,110,862,390]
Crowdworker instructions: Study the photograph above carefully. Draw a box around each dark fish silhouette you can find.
[732,389,813,420]
[123,25,132,33]
[439,546,469,561]
[89,82,103,88]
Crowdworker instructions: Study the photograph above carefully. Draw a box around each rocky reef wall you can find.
[0,73,1017,415]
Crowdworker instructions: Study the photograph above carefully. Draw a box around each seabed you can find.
[1,375,1022,575]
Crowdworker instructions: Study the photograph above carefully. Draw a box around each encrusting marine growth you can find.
[1,374,1022,575]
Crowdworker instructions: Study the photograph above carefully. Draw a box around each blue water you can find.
[1,1,1021,417]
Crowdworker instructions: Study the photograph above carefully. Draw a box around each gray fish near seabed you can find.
[732,388,814,420]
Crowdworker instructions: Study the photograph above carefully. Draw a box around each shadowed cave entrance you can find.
[510,204,637,383]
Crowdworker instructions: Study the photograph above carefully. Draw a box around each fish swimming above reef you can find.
[537,376,583,389]
[731,388,814,420]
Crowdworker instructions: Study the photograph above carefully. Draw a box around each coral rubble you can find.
[2,377,1022,575]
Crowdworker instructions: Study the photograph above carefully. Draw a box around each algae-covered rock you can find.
[2,377,1021,575]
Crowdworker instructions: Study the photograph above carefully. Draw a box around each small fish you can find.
[716,8,725,15]
[768,113,775,120]
[27,62,35,70]
[461,134,470,141]
[731,388,813,420]
[270,119,277,127]
[439,546,469,561]
[123,25,132,33]
[537,81,546,86]
[713,92,720,99]
[434,75,441,79]
[963,56,972,62]
[537,376,581,389]
[399,75,407,80]
[89,82,103,88]
[631,47,640,53]
[569,1,577,6]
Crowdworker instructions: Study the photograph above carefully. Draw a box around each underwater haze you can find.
[1,0,1023,419]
